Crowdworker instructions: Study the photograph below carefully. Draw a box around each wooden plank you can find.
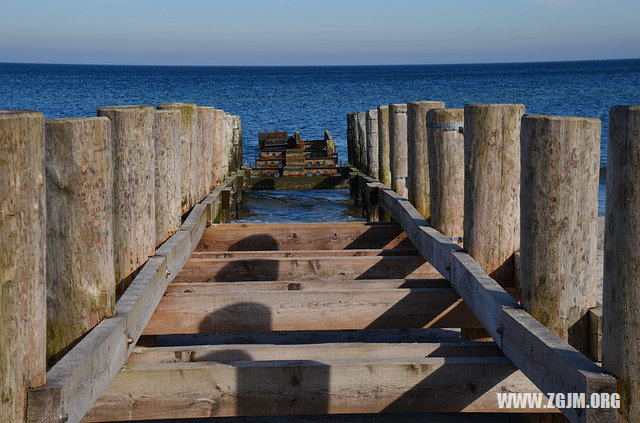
[127,342,504,364]
[26,183,218,423]
[195,222,412,251]
[84,357,555,421]
[143,287,482,335]
[376,179,618,423]
[192,248,417,259]
[166,278,450,293]
[174,255,440,282]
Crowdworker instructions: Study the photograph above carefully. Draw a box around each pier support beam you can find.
[221,113,232,179]
[377,105,391,187]
[407,101,445,219]
[98,105,155,287]
[389,104,408,197]
[197,107,215,201]
[212,109,225,185]
[356,111,367,172]
[520,114,601,355]
[158,102,198,213]
[347,113,357,167]
[603,105,640,422]
[366,109,379,179]
[153,110,182,247]
[45,117,116,366]
[427,108,465,238]
[0,111,46,421]
[463,103,524,288]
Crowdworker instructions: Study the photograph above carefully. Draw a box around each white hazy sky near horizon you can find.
[0,0,639,66]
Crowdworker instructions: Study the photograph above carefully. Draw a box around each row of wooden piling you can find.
[0,104,242,422]
[348,103,639,422]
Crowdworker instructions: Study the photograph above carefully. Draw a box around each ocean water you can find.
[2,59,640,216]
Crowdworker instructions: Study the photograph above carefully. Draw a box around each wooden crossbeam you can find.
[142,287,481,335]
[363,172,618,423]
[174,255,439,282]
[125,342,505,364]
[192,247,418,258]
[165,278,450,293]
[84,356,557,421]
[195,222,412,251]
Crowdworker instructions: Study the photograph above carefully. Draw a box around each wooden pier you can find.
[1,103,639,423]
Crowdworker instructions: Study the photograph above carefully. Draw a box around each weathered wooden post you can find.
[463,103,524,289]
[97,105,155,287]
[356,111,367,172]
[347,112,358,166]
[153,110,182,246]
[407,100,445,219]
[426,108,464,237]
[520,114,601,355]
[157,102,198,213]
[389,104,408,197]
[212,109,225,185]
[198,106,215,200]
[0,111,46,421]
[45,117,116,365]
[603,105,640,422]
[221,112,232,179]
[377,105,391,187]
[365,109,379,179]
[232,115,243,172]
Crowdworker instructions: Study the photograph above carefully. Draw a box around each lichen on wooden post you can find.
[365,109,379,179]
[389,104,408,197]
[427,108,464,237]
[407,101,445,219]
[603,105,640,422]
[377,105,391,187]
[97,105,155,287]
[45,117,116,365]
[153,110,182,247]
[520,114,601,355]
[157,102,198,213]
[463,103,524,288]
[0,110,46,421]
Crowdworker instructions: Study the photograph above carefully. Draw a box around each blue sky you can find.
[1,0,638,66]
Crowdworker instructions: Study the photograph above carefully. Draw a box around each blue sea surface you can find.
[2,59,640,215]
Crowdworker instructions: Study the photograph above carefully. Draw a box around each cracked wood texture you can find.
[45,117,116,366]
[0,111,46,421]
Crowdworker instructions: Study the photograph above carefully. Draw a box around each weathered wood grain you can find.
[520,114,601,355]
[44,117,115,366]
[195,222,412,251]
[197,106,215,202]
[603,105,640,422]
[389,104,408,197]
[157,102,198,213]
[153,109,182,247]
[85,357,552,421]
[377,105,391,186]
[427,108,465,237]
[174,255,439,282]
[377,182,617,423]
[407,101,445,219]
[97,105,155,284]
[0,110,47,422]
[366,109,379,178]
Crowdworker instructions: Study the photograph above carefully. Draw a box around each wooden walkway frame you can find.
[347,165,617,423]
[26,167,617,423]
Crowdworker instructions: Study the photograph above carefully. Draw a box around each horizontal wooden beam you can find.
[143,287,481,335]
[85,357,556,421]
[371,174,618,423]
[26,180,225,423]
[165,278,450,293]
[196,222,412,251]
[192,247,418,259]
[127,342,504,365]
[174,255,440,282]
